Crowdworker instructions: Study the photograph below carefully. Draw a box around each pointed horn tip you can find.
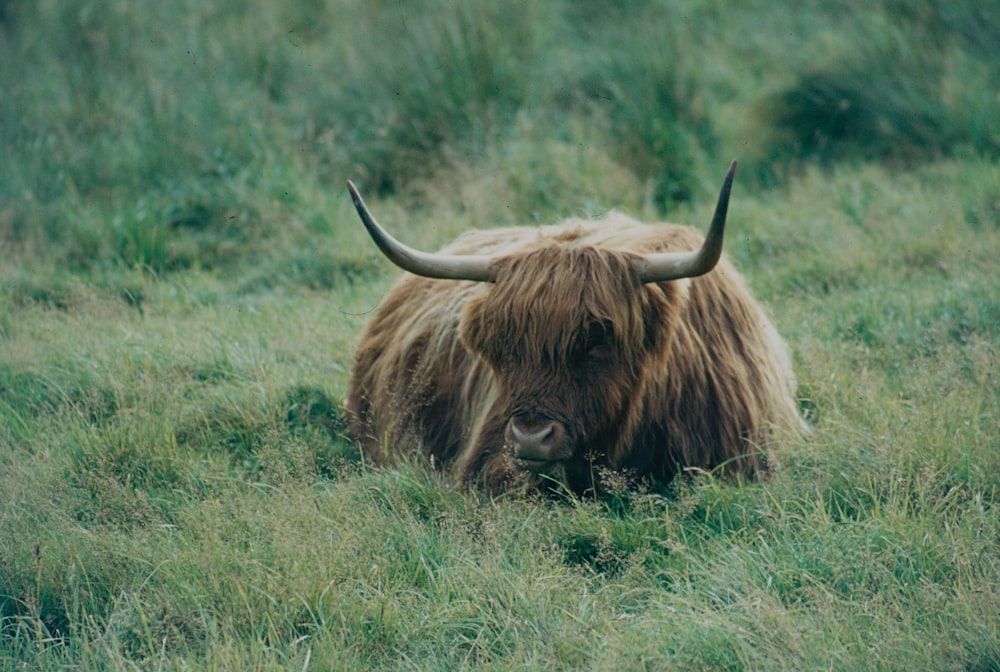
[346,181,372,219]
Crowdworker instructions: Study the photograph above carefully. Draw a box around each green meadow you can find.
[2,1,999,669]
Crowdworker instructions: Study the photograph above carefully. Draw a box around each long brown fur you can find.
[346,212,804,494]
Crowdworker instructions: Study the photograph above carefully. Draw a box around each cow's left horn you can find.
[346,181,497,282]
[632,160,736,283]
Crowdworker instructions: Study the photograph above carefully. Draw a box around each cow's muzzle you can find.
[506,413,569,472]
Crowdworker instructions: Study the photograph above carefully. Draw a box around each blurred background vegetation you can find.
[2,0,998,280]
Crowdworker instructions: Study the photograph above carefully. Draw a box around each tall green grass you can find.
[4,0,998,272]
[2,0,1000,669]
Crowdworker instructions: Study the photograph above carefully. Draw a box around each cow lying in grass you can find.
[345,162,804,494]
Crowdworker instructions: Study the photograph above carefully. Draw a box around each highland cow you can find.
[345,162,804,494]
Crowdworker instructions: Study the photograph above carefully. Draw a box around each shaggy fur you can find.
[346,212,804,494]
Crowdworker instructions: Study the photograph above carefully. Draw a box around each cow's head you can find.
[347,161,736,492]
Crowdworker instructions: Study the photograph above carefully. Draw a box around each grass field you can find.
[2,1,999,669]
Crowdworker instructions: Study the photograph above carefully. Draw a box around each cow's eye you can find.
[579,322,613,362]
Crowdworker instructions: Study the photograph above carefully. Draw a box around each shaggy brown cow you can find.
[345,162,804,494]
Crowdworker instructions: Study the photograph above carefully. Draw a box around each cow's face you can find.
[460,246,680,492]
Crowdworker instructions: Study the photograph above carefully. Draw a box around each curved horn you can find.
[346,181,497,282]
[632,160,737,283]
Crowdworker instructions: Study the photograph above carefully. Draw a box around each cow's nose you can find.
[507,415,565,465]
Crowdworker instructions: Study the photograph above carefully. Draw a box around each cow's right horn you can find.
[347,181,497,282]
